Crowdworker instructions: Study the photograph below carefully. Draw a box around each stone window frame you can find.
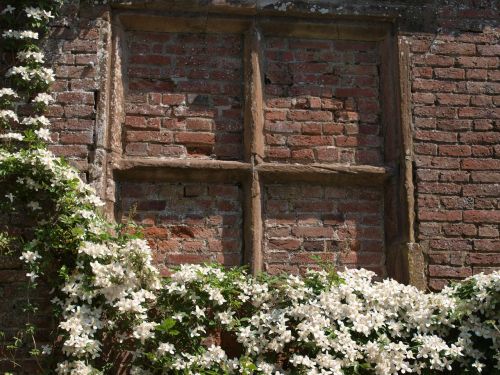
[98,6,423,286]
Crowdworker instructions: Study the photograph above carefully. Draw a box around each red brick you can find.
[162,94,185,105]
[185,118,213,131]
[268,239,302,250]
[474,240,500,252]
[436,94,470,106]
[64,105,94,118]
[471,172,500,183]
[126,143,148,155]
[418,210,462,222]
[59,132,93,144]
[438,145,471,157]
[478,226,499,238]
[430,239,472,251]
[466,69,488,80]
[460,132,500,144]
[265,110,287,121]
[442,223,477,237]
[463,210,500,223]
[413,93,436,104]
[439,171,469,182]
[286,135,331,147]
[469,253,500,265]
[291,149,315,161]
[457,56,498,68]
[126,131,173,143]
[477,44,500,56]
[419,182,462,195]
[175,132,215,145]
[431,42,476,56]
[463,184,500,197]
[462,158,500,170]
[428,265,472,278]
[434,68,465,80]
[57,91,94,105]
[414,131,457,143]
[413,66,434,78]
[458,107,499,119]
[287,110,332,122]
[413,79,456,92]
[291,226,333,238]
[63,39,98,53]
[470,95,492,106]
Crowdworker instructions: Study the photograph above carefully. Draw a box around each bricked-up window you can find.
[110,13,413,281]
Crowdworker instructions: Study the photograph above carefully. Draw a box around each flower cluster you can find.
[2,29,39,40]
[134,265,499,375]
[0,147,161,372]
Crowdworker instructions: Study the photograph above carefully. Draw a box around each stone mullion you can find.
[242,25,265,273]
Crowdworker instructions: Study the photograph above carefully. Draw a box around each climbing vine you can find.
[0,2,160,373]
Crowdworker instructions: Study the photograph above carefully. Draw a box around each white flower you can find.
[17,50,45,63]
[78,241,111,258]
[41,345,52,355]
[20,250,40,263]
[6,66,54,84]
[217,311,235,326]
[56,360,97,375]
[472,360,485,372]
[130,366,152,375]
[0,88,18,98]
[0,132,23,141]
[133,321,157,343]
[6,66,31,80]
[0,110,19,123]
[27,201,41,210]
[157,342,175,356]
[1,5,15,15]
[38,67,55,83]
[193,305,206,318]
[5,193,14,202]
[26,272,38,281]
[33,93,54,105]
[2,30,39,40]
[25,7,54,20]
[22,116,51,127]
[35,128,51,141]
[78,209,96,220]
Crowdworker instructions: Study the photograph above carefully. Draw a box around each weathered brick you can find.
[418,210,462,222]
[434,68,465,80]
[428,265,472,278]
[463,210,500,223]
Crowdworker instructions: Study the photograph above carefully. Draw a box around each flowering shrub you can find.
[131,264,499,375]
[0,1,499,374]
[1,1,160,373]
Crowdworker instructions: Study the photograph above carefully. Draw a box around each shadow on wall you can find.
[123,32,245,161]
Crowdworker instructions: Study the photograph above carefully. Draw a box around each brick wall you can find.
[45,5,107,178]
[264,38,382,165]
[408,3,499,290]
[119,181,243,275]
[263,184,385,275]
[124,32,244,160]
[1,0,500,370]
